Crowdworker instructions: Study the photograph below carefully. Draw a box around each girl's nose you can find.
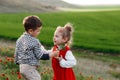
[54,37,56,39]
[53,37,55,41]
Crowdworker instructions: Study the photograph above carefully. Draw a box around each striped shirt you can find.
[14,32,50,66]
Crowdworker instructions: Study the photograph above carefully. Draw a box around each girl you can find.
[52,23,77,80]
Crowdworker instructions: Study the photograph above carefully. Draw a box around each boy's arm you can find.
[58,50,77,68]
[40,54,50,60]
[34,43,58,60]
[34,43,48,60]
[40,45,52,60]
[40,47,59,60]
[14,49,19,65]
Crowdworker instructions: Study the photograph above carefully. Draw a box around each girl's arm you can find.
[59,50,77,68]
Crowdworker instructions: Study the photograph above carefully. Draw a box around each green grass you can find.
[0,47,120,80]
[0,11,120,53]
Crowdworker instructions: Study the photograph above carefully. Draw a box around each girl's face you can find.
[29,27,42,37]
[53,31,66,45]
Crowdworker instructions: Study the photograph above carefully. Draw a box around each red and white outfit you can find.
[52,45,76,80]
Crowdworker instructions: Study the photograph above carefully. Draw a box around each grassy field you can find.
[0,11,120,53]
[0,10,120,80]
[0,45,120,80]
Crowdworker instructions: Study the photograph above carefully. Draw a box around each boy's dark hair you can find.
[23,15,42,31]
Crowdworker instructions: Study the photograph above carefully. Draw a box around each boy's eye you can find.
[37,30,40,32]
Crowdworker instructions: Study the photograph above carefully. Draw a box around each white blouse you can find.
[59,50,77,68]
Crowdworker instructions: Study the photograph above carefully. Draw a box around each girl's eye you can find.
[56,36,58,38]
[55,35,58,37]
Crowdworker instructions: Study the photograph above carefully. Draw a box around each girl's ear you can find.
[63,38,68,43]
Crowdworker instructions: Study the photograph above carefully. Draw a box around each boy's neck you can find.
[24,32,35,38]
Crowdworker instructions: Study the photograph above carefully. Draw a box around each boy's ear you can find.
[28,29,33,34]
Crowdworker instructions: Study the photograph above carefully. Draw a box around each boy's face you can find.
[29,27,42,37]
[53,30,66,45]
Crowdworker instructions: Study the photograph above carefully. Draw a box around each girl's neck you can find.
[57,44,67,50]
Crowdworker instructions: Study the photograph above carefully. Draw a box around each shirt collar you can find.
[23,32,32,37]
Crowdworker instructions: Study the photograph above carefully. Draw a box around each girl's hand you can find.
[55,55,63,61]
[49,50,59,57]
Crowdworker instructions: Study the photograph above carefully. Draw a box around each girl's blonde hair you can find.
[56,23,73,46]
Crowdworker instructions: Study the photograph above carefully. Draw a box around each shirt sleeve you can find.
[59,50,77,68]
[14,41,19,65]
[14,50,19,65]
[40,54,50,60]
[34,41,51,60]
[41,45,52,54]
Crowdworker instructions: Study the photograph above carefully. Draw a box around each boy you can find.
[14,15,58,80]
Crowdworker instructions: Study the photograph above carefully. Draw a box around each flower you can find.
[6,56,11,61]
[98,77,103,80]
[1,73,5,76]
[0,59,2,62]
[17,72,22,79]
[6,77,9,80]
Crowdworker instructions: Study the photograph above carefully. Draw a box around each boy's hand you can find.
[49,50,59,57]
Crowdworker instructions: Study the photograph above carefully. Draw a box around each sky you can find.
[62,0,120,6]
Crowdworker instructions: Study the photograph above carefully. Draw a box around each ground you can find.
[0,39,120,80]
